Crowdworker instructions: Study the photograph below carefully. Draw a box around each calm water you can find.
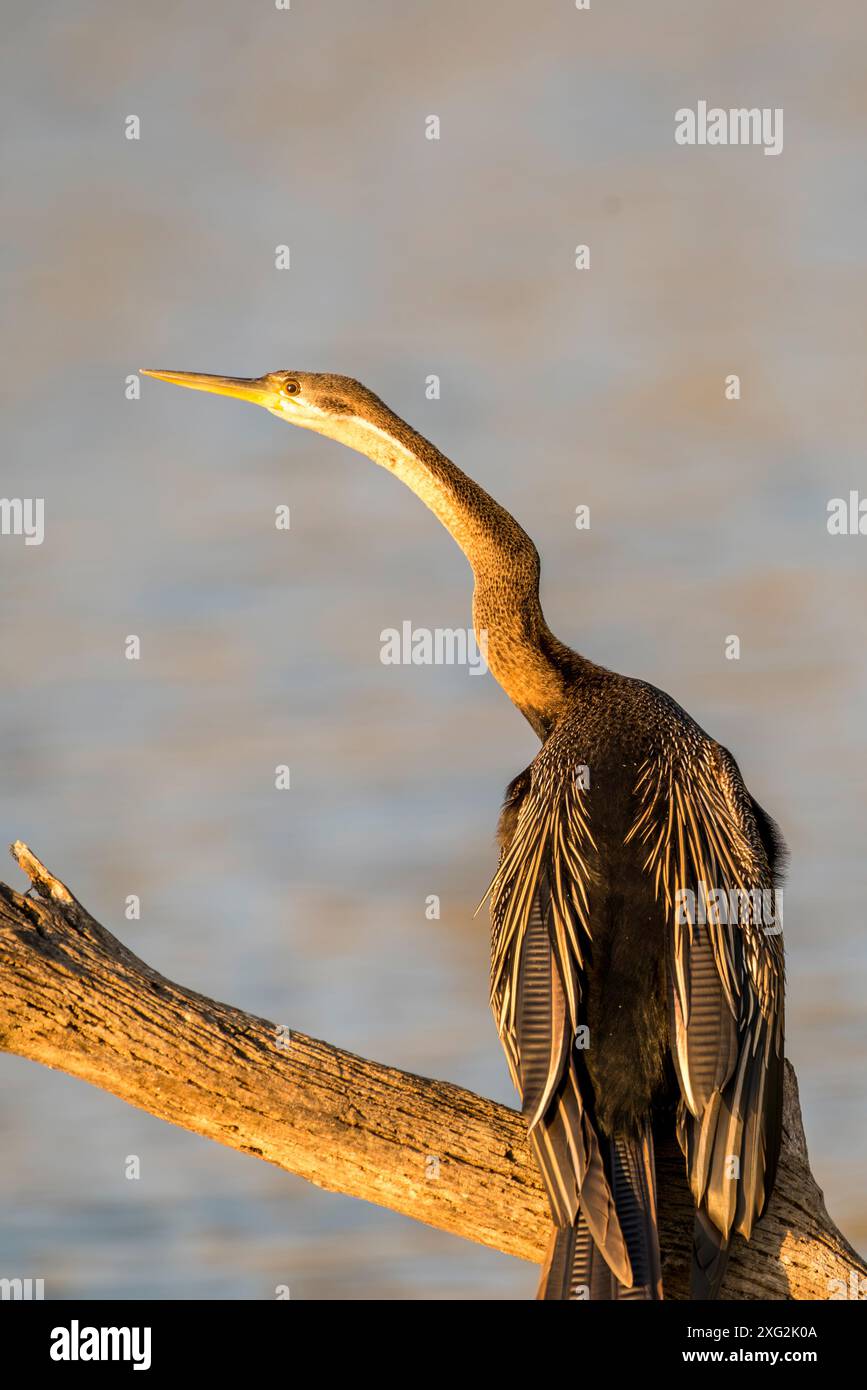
[1,0,865,1298]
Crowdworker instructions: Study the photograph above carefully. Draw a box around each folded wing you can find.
[627,739,785,1282]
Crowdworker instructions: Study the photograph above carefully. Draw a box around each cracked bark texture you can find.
[0,842,863,1300]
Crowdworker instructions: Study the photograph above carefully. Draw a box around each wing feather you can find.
[628,739,785,1243]
[488,753,633,1288]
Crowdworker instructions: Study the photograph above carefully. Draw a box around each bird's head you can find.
[140,368,387,441]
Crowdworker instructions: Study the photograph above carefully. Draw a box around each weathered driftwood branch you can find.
[0,843,862,1300]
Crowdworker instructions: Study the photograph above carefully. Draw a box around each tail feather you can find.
[610,1126,663,1299]
[691,1209,730,1300]
[536,1123,663,1300]
[538,1210,629,1300]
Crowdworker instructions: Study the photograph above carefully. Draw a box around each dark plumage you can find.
[490,672,785,1300]
[143,367,786,1300]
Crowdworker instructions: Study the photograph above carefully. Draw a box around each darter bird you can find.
[142,367,786,1300]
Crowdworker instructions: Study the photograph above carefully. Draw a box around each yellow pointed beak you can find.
[140,369,278,408]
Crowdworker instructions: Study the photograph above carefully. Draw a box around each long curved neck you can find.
[321,403,587,737]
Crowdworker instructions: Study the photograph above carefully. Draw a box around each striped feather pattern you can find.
[487,712,784,1300]
[487,744,637,1293]
[627,740,785,1257]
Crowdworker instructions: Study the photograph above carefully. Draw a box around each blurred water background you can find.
[1,0,865,1298]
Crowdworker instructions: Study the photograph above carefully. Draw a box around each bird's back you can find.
[491,666,785,1299]
[498,671,703,1133]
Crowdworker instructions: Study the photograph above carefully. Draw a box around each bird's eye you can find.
[283,379,301,396]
